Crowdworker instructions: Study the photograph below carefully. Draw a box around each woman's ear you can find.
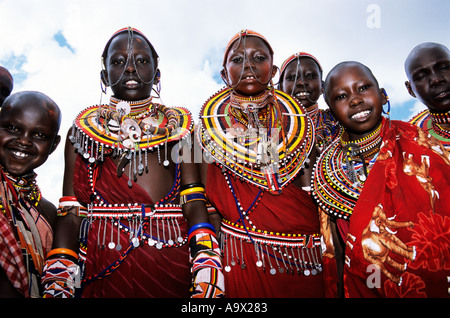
[100,69,109,87]
[154,68,161,86]
[220,69,229,86]
[404,80,416,98]
[50,135,61,155]
[271,65,279,79]
[380,87,388,105]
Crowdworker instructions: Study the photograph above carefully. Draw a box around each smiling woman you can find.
[43,26,224,298]
[0,91,61,298]
[0,91,61,177]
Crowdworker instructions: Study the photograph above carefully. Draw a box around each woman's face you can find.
[224,36,276,96]
[0,97,60,177]
[325,64,385,140]
[104,32,156,101]
[280,57,323,108]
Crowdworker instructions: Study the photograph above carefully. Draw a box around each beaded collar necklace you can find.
[1,168,41,206]
[430,111,450,140]
[340,121,383,159]
[410,110,450,148]
[311,119,386,220]
[108,96,155,118]
[71,97,192,186]
[198,87,314,194]
[304,104,342,150]
[430,110,450,125]
[228,87,275,132]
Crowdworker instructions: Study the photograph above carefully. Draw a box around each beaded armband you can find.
[179,183,207,206]
[188,222,224,298]
[57,196,88,218]
[42,248,80,298]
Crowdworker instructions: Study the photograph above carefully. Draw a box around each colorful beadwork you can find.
[305,104,342,150]
[197,87,314,193]
[410,109,450,148]
[70,98,193,164]
[312,120,385,220]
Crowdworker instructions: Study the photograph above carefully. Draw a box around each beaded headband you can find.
[279,52,322,78]
[222,29,274,66]
[101,26,159,69]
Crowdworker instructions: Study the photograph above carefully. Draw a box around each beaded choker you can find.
[229,88,273,111]
[1,168,41,206]
[229,88,274,132]
[311,119,387,220]
[71,97,192,186]
[198,87,314,193]
[430,111,450,125]
[340,121,383,159]
[108,96,155,118]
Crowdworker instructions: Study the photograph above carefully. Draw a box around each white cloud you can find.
[0,0,448,205]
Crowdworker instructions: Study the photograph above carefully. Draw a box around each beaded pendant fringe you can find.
[220,221,322,276]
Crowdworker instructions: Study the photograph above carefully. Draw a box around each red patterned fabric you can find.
[343,120,450,298]
[0,209,28,296]
[74,156,190,298]
[0,168,53,297]
[206,164,324,298]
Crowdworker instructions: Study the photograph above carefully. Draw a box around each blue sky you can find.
[0,0,449,204]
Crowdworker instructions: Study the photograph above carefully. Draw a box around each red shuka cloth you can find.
[206,164,324,298]
[74,156,190,298]
[343,120,450,298]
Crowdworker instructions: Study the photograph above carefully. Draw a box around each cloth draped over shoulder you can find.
[340,120,450,297]
[0,169,53,297]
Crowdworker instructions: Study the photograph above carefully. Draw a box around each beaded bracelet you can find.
[180,192,207,205]
[59,196,82,206]
[57,196,88,218]
[180,182,205,192]
[179,186,205,197]
[46,248,79,261]
[188,222,216,237]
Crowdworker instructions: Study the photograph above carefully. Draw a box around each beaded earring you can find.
[381,88,391,127]
[151,69,162,100]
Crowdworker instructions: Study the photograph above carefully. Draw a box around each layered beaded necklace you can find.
[430,111,450,141]
[410,110,450,149]
[306,104,342,150]
[71,96,192,186]
[1,167,41,206]
[312,120,384,220]
[198,87,314,194]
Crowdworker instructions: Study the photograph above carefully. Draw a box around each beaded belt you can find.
[220,220,322,276]
[81,203,187,252]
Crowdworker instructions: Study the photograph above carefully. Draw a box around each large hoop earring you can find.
[100,78,108,94]
[381,88,391,127]
[220,69,230,87]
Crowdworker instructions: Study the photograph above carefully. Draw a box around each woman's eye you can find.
[335,94,346,101]
[413,72,426,81]
[8,125,19,132]
[231,56,243,63]
[112,58,125,65]
[285,75,296,81]
[254,55,266,62]
[137,58,149,64]
[359,84,370,92]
